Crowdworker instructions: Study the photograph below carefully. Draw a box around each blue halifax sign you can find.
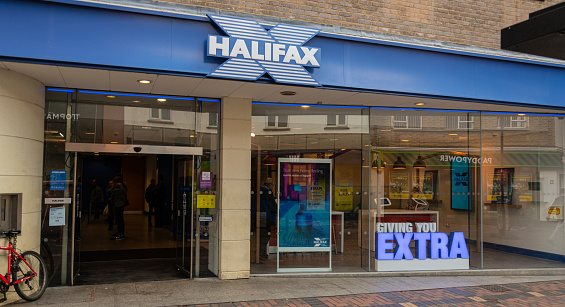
[207,14,321,86]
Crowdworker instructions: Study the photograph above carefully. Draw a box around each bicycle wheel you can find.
[40,241,55,280]
[13,251,48,302]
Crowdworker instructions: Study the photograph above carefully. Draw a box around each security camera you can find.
[133,147,142,153]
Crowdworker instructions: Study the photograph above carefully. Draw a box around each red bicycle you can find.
[0,230,47,302]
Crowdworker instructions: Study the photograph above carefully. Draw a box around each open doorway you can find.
[63,144,215,285]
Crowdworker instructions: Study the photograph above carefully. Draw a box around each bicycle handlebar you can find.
[0,230,21,237]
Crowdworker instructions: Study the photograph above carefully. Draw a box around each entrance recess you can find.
[64,143,202,285]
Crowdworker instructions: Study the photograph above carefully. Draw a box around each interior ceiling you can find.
[3,61,564,114]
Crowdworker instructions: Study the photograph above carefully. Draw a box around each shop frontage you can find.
[1,0,565,287]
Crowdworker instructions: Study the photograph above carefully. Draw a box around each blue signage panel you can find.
[50,170,66,191]
[1,1,565,108]
[451,158,471,210]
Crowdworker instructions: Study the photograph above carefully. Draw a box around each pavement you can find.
[6,274,565,306]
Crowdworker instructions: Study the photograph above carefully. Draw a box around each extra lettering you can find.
[375,231,469,261]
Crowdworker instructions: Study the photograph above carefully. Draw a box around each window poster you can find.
[489,168,514,205]
[334,178,353,211]
[278,158,331,252]
[451,159,471,210]
[513,174,532,202]
[413,171,434,199]
[389,172,409,199]
[50,170,66,191]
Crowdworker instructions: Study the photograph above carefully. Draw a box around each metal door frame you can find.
[175,155,197,278]
[65,143,203,285]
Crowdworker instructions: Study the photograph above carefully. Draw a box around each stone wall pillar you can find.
[0,68,44,253]
[217,96,251,279]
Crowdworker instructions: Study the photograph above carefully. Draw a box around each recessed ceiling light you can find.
[415,103,425,106]
[401,139,409,142]
[110,141,118,144]
[301,105,310,108]
[251,133,256,137]
[518,113,526,116]
[106,95,115,98]
[157,98,166,102]
[138,79,152,84]
[280,91,296,96]
[449,133,458,136]
[133,100,140,103]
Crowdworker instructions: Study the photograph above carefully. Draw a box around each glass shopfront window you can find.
[480,113,565,269]
[42,89,220,285]
[250,103,370,273]
[250,101,565,273]
[370,108,482,271]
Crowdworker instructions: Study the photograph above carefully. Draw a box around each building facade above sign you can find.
[207,14,322,86]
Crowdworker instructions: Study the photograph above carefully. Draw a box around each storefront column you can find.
[217,96,252,279]
[0,69,44,255]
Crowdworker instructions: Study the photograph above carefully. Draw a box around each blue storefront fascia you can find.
[2,0,565,109]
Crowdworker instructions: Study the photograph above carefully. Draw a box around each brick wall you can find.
[150,0,563,49]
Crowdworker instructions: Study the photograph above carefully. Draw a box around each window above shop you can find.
[325,114,349,130]
[392,115,422,129]
[498,115,529,129]
[265,115,290,131]
[446,116,475,130]
[148,108,173,124]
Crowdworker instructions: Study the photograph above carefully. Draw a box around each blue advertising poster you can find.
[278,158,332,252]
[50,170,66,191]
[451,159,471,210]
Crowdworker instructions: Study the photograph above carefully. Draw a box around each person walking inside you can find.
[145,179,157,227]
[108,176,128,240]
[259,178,277,260]
[90,179,104,219]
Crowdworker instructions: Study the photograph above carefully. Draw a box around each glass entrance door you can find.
[174,155,196,277]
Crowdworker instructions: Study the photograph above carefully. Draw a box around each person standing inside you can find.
[259,178,277,260]
[154,175,167,228]
[106,180,115,231]
[145,179,157,227]
[90,179,104,219]
[108,175,128,240]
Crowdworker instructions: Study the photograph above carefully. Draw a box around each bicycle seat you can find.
[0,230,21,236]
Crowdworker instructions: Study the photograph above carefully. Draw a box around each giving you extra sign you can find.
[375,222,470,271]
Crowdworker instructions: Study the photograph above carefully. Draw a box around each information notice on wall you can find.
[49,207,66,226]
[50,170,66,191]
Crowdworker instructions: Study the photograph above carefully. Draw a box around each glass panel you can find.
[43,89,220,285]
[370,108,481,271]
[42,90,75,286]
[250,103,369,273]
[481,113,565,269]
[161,109,171,121]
